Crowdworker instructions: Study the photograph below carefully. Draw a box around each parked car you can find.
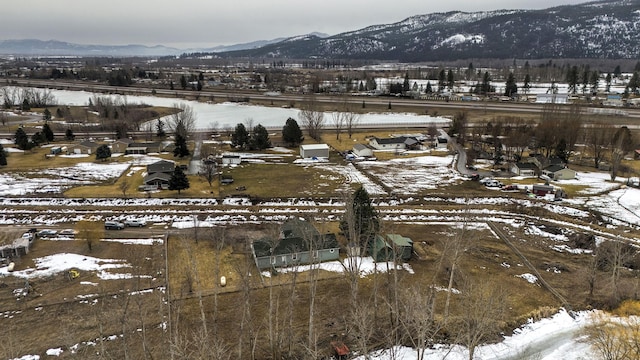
[21,232,35,242]
[38,229,58,238]
[124,219,147,227]
[59,229,76,237]
[502,184,519,191]
[484,179,503,188]
[105,221,125,230]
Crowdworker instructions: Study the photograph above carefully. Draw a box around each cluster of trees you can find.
[14,123,55,151]
[462,104,636,180]
[230,121,271,150]
[2,87,56,110]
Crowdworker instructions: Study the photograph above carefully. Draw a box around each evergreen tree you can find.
[613,65,621,78]
[65,128,75,141]
[523,74,531,95]
[402,72,410,92]
[481,72,492,95]
[173,133,190,157]
[180,75,187,90]
[22,99,30,111]
[425,81,433,94]
[438,69,446,92]
[250,124,271,150]
[31,132,46,147]
[170,80,174,90]
[169,166,190,194]
[42,123,54,143]
[231,123,249,149]
[0,144,6,166]
[156,119,166,138]
[96,144,111,161]
[14,127,30,150]
[282,117,304,146]
[340,186,379,253]
[447,69,455,91]
[504,72,518,97]
[43,108,52,121]
[554,138,569,163]
[196,80,203,91]
[566,65,579,94]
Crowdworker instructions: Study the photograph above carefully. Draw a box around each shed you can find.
[532,184,554,196]
[300,144,330,159]
[369,235,393,262]
[352,144,373,158]
[222,154,242,165]
[386,234,413,261]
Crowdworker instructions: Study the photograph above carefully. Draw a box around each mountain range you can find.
[1,0,638,61]
[222,0,640,61]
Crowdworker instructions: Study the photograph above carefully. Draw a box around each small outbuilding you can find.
[222,154,242,166]
[300,144,330,159]
[542,165,576,181]
[532,184,554,196]
[386,234,414,261]
[352,144,373,158]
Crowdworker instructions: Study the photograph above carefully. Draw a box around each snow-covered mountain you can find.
[220,0,640,61]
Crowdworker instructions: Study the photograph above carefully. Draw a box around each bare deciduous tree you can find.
[169,103,196,140]
[456,279,507,360]
[299,96,325,141]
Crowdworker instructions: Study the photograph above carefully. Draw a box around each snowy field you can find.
[354,309,595,360]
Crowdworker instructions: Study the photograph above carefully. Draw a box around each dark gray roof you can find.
[144,172,171,184]
[353,143,369,151]
[515,162,538,170]
[253,219,338,257]
[374,136,418,145]
[147,160,175,174]
[544,164,567,173]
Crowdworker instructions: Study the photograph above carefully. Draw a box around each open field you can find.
[1,103,640,358]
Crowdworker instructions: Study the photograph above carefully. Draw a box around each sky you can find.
[3,0,590,49]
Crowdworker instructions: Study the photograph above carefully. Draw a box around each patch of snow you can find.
[516,273,538,284]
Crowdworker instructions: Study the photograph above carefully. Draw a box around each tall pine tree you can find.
[173,134,190,157]
[282,117,304,146]
[250,124,271,150]
[42,123,54,143]
[0,144,7,166]
[169,166,190,194]
[340,186,379,253]
[231,123,249,149]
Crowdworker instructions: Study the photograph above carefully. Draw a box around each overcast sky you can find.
[3,0,590,49]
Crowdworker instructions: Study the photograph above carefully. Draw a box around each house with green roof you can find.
[252,219,340,270]
[386,234,414,261]
[369,234,414,262]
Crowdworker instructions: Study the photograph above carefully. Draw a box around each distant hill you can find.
[0,39,182,57]
[0,33,330,57]
[217,0,640,61]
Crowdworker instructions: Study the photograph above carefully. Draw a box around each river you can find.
[7,87,452,130]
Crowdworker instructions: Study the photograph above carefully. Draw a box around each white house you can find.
[542,165,576,180]
[510,162,538,177]
[352,144,373,158]
[300,144,330,159]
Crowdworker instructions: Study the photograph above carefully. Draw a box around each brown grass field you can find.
[1,102,640,358]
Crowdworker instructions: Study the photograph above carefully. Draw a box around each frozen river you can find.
[29,88,452,130]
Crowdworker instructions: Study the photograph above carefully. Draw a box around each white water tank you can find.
[220,276,226,287]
